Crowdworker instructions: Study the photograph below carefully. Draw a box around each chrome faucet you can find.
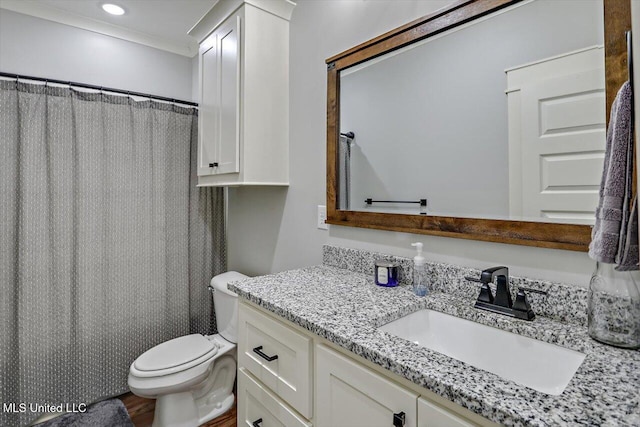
[466,266,546,321]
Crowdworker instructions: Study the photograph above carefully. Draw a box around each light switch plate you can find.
[317,205,328,230]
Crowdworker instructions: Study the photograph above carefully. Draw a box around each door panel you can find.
[520,67,605,224]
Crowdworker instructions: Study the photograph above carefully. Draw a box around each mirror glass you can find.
[338,0,605,225]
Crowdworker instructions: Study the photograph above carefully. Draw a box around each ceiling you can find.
[0,0,218,57]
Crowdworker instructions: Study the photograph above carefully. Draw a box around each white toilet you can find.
[128,271,247,427]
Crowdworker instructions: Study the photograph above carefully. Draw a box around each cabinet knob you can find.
[209,162,219,168]
[252,418,262,427]
[393,411,406,427]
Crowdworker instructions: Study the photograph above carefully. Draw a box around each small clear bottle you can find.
[411,242,428,296]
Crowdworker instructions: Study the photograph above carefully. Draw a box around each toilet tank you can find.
[211,271,248,343]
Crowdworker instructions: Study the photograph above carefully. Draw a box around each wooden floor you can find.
[118,393,236,427]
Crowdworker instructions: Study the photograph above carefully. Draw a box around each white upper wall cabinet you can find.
[189,0,295,186]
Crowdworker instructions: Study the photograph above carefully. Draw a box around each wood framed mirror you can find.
[326,0,631,251]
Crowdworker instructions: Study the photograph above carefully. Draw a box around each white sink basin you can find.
[379,309,585,395]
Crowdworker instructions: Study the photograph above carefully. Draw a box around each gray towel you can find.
[589,81,638,270]
[617,194,639,270]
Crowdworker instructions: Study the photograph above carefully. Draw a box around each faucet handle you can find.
[465,276,494,304]
[512,287,547,318]
[512,289,531,312]
[519,287,548,295]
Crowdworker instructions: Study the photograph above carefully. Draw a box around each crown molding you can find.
[0,0,199,57]
[188,0,295,42]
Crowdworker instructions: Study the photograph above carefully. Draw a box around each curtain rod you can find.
[0,71,198,107]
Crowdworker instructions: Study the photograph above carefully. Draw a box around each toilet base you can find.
[143,354,237,427]
[153,392,198,427]
[197,393,235,425]
[152,391,234,427]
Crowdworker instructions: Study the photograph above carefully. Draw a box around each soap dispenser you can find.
[411,242,428,296]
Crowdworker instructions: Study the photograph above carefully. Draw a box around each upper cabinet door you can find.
[216,15,240,175]
[198,38,218,176]
[198,13,240,177]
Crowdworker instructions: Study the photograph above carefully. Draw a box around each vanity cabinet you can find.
[237,301,495,427]
[189,0,294,187]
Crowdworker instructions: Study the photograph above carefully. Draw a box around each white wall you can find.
[0,9,193,101]
[228,0,596,287]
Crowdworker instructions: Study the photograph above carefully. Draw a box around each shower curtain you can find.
[0,80,226,426]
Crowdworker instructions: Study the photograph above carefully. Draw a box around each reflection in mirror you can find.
[338,0,604,225]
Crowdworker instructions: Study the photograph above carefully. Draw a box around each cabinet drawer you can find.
[238,368,311,427]
[238,303,313,418]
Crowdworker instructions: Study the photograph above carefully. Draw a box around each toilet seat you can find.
[131,334,218,378]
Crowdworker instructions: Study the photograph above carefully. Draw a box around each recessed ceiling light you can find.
[102,3,125,15]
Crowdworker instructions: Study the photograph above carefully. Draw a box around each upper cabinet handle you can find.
[209,162,219,168]
[253,345,278,362]
[252,418,263,427]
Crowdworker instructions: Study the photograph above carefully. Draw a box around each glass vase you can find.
[587,262,640,349]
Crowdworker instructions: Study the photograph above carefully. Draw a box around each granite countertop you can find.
[229,265,640,427]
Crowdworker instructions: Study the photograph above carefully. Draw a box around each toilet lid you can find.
[134,334,217,372]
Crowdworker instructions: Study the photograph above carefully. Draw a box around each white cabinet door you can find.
[237,368,311,427]
[198,38,218,176]
[216,15,240,175]
[316,344,418,427]
[417,398,476,427]
[198,13,240,177]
